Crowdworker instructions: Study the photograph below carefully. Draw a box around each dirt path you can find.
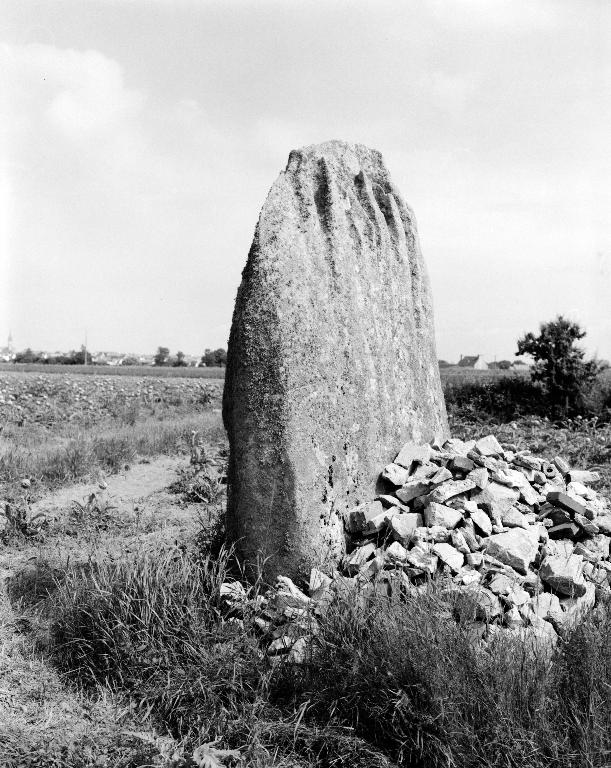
[0,454,211,763]
[1,454,207,577]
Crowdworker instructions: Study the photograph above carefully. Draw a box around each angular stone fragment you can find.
[385,541,408,563]
[461,524,481,552]
[450,529,470,554]
[528,592,562,622]
[566,470,600,484]
[574,513,599,536]
[466,551,484,568]
[426,478,476,505]
[396,480,432,504]
[567,481,596,500]
[467,467,489,489]
[345,542,376,574]
[513,454,541,471]
[459,585,502,621]
[346,500,384,533]
[450,456,475,473]
[475,435,504,457]
[548,522,581,539]
[381,463,410,486]
[224,140,448,577]
[429,466,453,485]
[483,528,539,574]
[473,483,520,517]
[539,554,587,597]
[424,502,463,529]
[390,513,423,543]
[405,544,438,573]
[470,507,493,536]
[394,442,432,470]
[547,491,586,517]
[309,568,332,594]
[432,542,464,572]
[553,456,570,475]
[376,494,411,513]
[501,507,528,529]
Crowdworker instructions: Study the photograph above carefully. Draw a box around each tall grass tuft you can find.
[45,548,611,767]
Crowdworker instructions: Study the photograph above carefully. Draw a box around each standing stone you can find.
[223,140,448,577]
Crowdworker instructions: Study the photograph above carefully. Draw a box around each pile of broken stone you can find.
[221,434,610,663]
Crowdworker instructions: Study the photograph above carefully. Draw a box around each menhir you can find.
[223,140,448,578]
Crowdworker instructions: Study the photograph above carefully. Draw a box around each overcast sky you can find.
[1,0,609,361]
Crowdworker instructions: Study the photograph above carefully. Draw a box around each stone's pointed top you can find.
[284,140,394,193]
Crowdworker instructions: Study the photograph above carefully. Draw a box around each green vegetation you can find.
[517,316,608,416]
[2,348,611,767]
[14,544,607,768]
[0,371,223,498]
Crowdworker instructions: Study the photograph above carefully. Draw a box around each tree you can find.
[154,346,170,366]
[15,348,41,364]
[200,347,227,367]
[516,316,606,414]
[173,350,187,367]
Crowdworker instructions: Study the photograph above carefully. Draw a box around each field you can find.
[0,368,610,767]
[0,362,225,378]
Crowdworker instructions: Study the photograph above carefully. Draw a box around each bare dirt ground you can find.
[0,454,207,764]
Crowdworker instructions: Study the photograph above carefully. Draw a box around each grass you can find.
[17,545,607,768]
[0,411,226,494]
[2,367,611,767]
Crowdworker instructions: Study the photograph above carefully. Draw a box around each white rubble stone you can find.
[467,467,489,489]
[470,507,493,536]
[528,592,562,622]
[430,466,453,485]
[567,481,596,500]
[432,542,464,572]
[426,479,476,505]
[381,463,411,486]
[424,502,463,529]
[574,513,599,536]
[475,434,504,457]
[458,568,482,585]
[394,442,432,469]
[567,470,600,484]
[385,541,408,563]
[345,542,376,574]
[473,482,520,517]
[539,554,587,597]
[390,513,423,543]
[309,568,332,594]
[347,500,384,533]
[461,524,481,552]
[501,507,529,529]
[483,528,540,574]
[396,480,433,503]
[405,545,438,574]
[466,551,484,568]
[487,573,514,596]
[450,529,471,554]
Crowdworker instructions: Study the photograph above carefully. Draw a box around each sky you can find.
[1,0,610,362]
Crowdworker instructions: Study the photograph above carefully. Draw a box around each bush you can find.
[517,316,607,416]
[443,375,545,421]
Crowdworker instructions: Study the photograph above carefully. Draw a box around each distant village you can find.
[0,333,226,367]
[0,333,529,370]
